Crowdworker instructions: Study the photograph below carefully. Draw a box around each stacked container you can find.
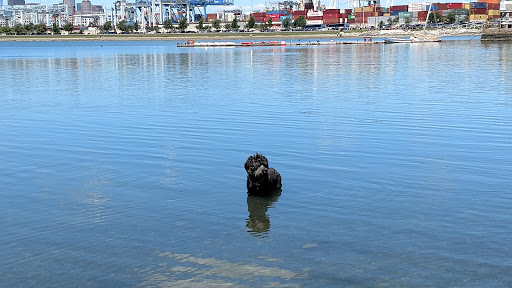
[323,9,341,25]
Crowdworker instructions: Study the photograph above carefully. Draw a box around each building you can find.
[8,0,25,5]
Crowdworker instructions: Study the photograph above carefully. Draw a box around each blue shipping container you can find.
[280,15,292,21]
[470,2,487,9]
[426,5,438,11]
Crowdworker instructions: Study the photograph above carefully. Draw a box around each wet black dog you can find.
[245,154,282,195]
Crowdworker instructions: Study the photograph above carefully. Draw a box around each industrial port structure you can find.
[1,0,512,32]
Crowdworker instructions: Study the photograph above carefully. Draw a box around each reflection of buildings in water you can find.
[246,191,281,237]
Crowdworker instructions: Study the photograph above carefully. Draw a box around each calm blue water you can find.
[1,38,512,287]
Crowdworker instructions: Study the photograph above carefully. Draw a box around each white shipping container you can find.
[307,10,323,17]
[501,1,512,12]
[306,19,323,25]
[367,16,391,27]
[408,3,429,12]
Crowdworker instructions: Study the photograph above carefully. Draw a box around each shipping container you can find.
[399,11,413,18]
[207,13,217,21]
[306,19,323,25]
[478,0,499,3]
[471,8,488,14]
[280,15,292,21]
[323,18,340,24]
[307,10,323,17]
[487,3,500,10]
[437,3,450,11]
[292,10,307,15]
[324,9,340,14]
[463,3,470,9]
[408,3,426,12]
[487,9,500,15]
[390,5,409,11]
[323,13,341,19]
[469,14,488,20]
[448,3,463,9]
[426,5,439,11]
[470,2,487,9]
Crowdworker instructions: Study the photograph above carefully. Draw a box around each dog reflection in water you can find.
[246,190,281,237]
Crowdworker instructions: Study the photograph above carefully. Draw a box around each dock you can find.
[481,28,512,41]
[177,38,379,47]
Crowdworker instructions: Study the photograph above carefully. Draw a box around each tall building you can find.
[63,0,75,15]
[80,0,92,14]
[8,0,26,5]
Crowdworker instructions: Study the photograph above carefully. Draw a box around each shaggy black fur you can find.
[245,153,282,195]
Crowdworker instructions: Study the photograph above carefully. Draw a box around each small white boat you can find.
[384,34,441,44]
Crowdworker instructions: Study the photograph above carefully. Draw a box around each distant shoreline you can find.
[0,29,481,42]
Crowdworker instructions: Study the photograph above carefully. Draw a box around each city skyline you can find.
[2,0,416,12]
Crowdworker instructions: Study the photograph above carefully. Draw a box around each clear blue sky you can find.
[18,0,453,13]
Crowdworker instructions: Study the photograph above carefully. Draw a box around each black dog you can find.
[245,154,282,195]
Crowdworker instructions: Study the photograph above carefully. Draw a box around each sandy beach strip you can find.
[0,29,481,42]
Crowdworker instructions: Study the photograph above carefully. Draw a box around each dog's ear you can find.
[245,155,255,171]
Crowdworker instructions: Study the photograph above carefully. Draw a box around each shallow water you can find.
[1,38,512,287]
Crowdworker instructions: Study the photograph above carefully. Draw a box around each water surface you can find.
[1,38,512,287]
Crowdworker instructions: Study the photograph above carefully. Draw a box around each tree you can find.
[103,21,112,33]
[178,17,188,32]
[379,20,384,29]
[36,23,47,34]
[211,19,221,30]
[196,17,205,31]
[266,18,273,30]
[258,23,266,32]
[134,21,140,32]
[63,22,74,33]
[404,17,412,25]
[117,20,128,32]
[293,16,306,29]
[223,22,231,31]
[52,22,60,34]
[163,19,174,32]
[247,16,255,29]
[231,18,239,30]
[446,12,456,24]
[282,17,291,29]
[1,26,13,35]
[14,24,26,35]
[25,23,35,35]
[428,12,443,24]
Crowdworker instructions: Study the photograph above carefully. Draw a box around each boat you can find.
[384,34,441,44]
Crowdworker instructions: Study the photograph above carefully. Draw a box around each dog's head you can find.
[245,153,269,180]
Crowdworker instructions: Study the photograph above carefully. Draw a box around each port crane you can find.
[112,0,233,31]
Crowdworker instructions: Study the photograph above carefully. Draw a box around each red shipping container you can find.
[488,3,500,9]
[324,9,340,14]
[293,10,307,15]
[347,18,356,23]
[471,8,487,14]
[390,5,408,11]
[437,4,449,10]
[307,16,323,20]
[324,18,340,25]
[323,13,341,19]
[448,3,463,9]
